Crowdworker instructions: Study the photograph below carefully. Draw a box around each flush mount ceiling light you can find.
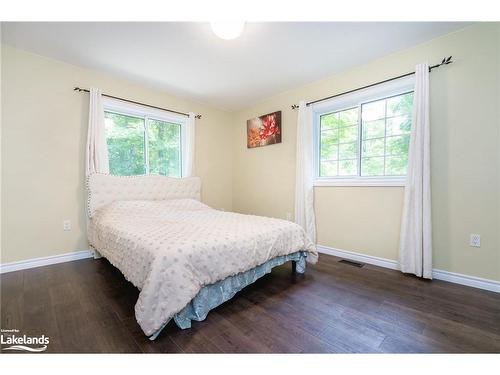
[210,22,245,40]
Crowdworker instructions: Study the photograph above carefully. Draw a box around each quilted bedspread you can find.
[88,199,318,336]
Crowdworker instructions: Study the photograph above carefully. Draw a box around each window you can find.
[319,108,359,177]
[103,98,186,177]
[314,77,414,186]
[360,93,413,177]
[105,112,146,176]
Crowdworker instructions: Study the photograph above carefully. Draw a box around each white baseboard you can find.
[0,250,93,274]
[431,268,500,293]
[317,245,399,271]
[317,245,500,293]
[2,246,498,293]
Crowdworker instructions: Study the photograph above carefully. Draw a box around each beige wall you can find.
[1,45,233,263]
[232,23,500,281]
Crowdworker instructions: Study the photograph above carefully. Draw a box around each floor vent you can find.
[339,259,365,268]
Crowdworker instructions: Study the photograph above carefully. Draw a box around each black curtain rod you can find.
[291,56,453,109]
[73,87,202,119]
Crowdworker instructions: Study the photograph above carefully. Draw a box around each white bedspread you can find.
[88,199,317,336]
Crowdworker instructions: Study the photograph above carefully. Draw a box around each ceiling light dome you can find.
[210,22,245,40]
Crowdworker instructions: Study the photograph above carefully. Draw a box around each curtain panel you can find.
[85,87,109,176]
[183,112,196,177]
[294,100,317,244]
[399,63,433,279]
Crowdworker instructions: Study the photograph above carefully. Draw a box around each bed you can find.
[86,173,318,339]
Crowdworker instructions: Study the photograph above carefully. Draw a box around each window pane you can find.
[386,115,411,136]
[339,142,357,160]
[321,128,339,144]
[362,138,385,157]
[361,157,384,176]
[320,141,338,160]
[105,112,145,176]
[148,119,181,177]
[338,125,358,143]
[385,155,408,176]
[386,134,410,156]
[362,119,385,140]
[319,107,359,178]
[362,99,385,121]
[387,92,414,117]
[339,159,357,176]
[338,108,358,126]
[320,161,338,177]
[359,92,413,178]
[320,113,339,131]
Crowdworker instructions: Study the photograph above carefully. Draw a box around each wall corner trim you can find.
[317,245,500,293]
[0,250,94,274]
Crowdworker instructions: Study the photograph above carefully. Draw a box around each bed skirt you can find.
[149,251,307,340]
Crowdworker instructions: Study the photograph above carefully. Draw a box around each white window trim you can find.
[103,97,187,177]
[314,177,406,187]
[312,76,415,187]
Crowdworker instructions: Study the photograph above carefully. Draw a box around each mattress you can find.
[88,198,317,337]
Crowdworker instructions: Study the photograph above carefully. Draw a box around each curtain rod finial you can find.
[291,104,299,110]
[195,114,202,119]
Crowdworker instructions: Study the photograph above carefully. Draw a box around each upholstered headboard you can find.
[86,173,202,217]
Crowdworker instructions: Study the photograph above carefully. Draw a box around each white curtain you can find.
[183,112,196,177]
[399,63,432,279]
[85,88,109,176]
[294,100,316,243]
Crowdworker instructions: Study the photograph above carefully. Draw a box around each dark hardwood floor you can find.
[1,254,500,353]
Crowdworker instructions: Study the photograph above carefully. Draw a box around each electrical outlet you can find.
[286,212,292,221]
[63,220,71,231]
[470,234,481,248]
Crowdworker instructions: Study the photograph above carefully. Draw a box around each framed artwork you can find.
[247,111,282,148]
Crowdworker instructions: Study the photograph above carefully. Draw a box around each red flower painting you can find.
[247,111,282,148]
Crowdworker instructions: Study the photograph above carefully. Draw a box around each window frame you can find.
[313,76,415,187]
[103,97,187,177]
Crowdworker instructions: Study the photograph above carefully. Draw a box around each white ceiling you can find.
[2,22,469,111]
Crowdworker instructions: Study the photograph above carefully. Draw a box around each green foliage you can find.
[319,108,360,177]
[339,142,357,160]
[104,112,181,177]
[148,119,181,178]
[363,138,384,157]
[105,112,145,176]
[320,160,337,176]
[362,120,385,140]
[338,159,357,176]
[361,157,384,176]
